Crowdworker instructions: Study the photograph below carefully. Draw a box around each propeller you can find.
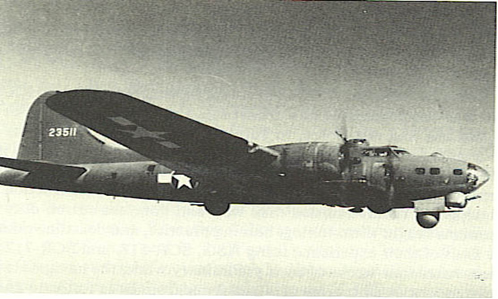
[334,116,369,148]
[335,115,349,144]
[335,130,348,143]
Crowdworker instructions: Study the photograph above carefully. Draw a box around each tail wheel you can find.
[204,202,230,216]
[416,212,440,229]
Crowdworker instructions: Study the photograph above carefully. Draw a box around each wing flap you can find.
[45,90,279,172]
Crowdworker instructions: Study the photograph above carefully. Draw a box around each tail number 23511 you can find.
[48,127,77,137]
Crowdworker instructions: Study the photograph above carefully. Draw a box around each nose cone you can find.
[467,163,490,191]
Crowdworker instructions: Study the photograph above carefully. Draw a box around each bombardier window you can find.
[415,168,425,175]
[430,168,440,175]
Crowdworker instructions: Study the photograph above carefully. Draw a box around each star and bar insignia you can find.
[108,116,181,149]
[157,171,193,189]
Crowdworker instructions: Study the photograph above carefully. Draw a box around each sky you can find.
[0,1,495,296]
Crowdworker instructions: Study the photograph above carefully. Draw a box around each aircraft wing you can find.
[46,90,279,174]
[0,157,87,178]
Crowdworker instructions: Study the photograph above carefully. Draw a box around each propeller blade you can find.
[335,130,348,143]
[339,115,348,140]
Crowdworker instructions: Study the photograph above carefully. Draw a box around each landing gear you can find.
[204,202,230,216]
[366,187,394,214]
[416,212,440,229]
[367,204,392,214]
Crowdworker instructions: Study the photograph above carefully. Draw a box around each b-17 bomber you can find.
[0,90,489,228]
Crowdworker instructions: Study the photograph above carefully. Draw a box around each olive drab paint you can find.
[17,92,147,164]
[0,90,490,229]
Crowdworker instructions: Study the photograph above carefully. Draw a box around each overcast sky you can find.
[0,1,495,296]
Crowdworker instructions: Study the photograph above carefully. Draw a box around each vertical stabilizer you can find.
[17,91,147,164]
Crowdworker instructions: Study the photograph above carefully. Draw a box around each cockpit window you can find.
[453,169,463,175]
[430,168,440,175]
[362,148,391,157]
[361,149,374,156]
[394,150,411,156]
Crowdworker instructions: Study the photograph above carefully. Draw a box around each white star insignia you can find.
[108,116,181,149]
[173,173,193,189]
[123,126,168,140]
[157,171,193,189]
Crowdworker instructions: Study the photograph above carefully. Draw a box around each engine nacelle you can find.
[445,192,467,208]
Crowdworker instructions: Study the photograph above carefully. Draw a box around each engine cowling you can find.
[445,192,467,208]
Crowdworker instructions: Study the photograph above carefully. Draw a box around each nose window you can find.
[430,168,440,175]
[453,169,463,175]
[467,164,479,186]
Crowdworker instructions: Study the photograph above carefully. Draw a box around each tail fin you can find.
[17,91,147,164]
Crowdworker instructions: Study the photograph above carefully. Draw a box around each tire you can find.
[204,202,230,216]
[416,212,440,229]
[367,202,392,214]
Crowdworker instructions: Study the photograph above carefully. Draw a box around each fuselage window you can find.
[351,157,362,164]
[430,168,440,175]
[453,169,463,175]
[415,168,425,175]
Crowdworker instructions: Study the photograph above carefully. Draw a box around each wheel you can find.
[204,202,230,216]
[366,189,393,214]
[367,199,392,214]
[416,212,440,229]
[367,204,392,214]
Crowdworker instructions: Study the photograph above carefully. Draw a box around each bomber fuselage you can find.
[0,140,488,212]
[0,90,490,228]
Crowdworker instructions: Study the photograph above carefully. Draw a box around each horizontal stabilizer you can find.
[0,157,86,178]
